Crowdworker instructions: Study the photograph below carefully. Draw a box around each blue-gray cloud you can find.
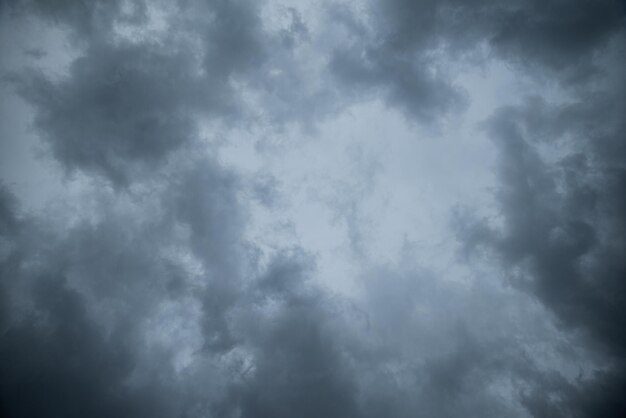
[1,0,624,417]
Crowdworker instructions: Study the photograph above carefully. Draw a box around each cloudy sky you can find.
[0,0,624,417]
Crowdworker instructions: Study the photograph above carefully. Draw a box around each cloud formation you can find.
[0,0,624,417]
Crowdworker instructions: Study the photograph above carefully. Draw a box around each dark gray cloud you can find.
[0,274,178,418]
[330,42,466,125]
[455,58,626,418]
[213,251,363,418]
[0,183,19,237]
[14,42,229,185]
[0,173,356,417]
[0,157,252,417]
[461,89,626,354]
[4,0,332,185]
[370,0,625,67]
[330,0,624,122]
[1,0,625,417]
[1,165,570,418]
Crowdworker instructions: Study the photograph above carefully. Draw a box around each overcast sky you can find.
[0,1,624,417]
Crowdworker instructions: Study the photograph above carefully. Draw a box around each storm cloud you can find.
[1,0,624,417]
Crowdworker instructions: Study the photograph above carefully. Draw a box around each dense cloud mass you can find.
[0,0,624,417]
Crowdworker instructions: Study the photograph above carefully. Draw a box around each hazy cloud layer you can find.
[1,0,624,417]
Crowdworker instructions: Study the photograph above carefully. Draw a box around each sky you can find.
[0,0,624,417]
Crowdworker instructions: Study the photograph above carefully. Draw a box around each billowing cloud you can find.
[0,0,624,417]
[454,22,626,418]
[330,0,624,122]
